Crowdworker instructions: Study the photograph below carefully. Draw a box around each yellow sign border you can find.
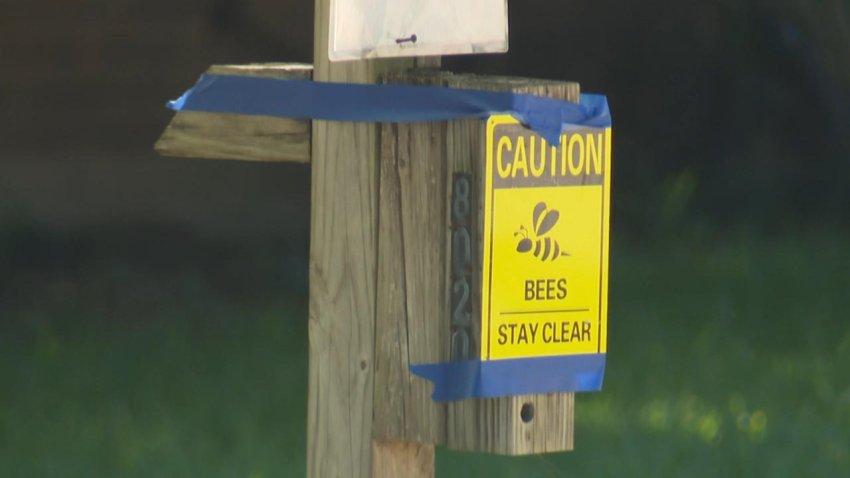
[481,115,611,360]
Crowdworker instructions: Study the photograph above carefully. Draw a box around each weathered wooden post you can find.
[374,71,590,456]
[156,2,610,476]
[308,1,419,476]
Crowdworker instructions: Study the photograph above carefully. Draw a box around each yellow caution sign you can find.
[481,115,611,360]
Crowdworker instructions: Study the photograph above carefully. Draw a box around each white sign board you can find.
[329,0,509,61]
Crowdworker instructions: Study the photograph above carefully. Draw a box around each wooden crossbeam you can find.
[154,63,312,163]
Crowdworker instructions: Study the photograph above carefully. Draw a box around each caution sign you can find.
[481,115,611,361]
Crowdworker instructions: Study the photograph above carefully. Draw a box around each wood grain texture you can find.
[154,63,312,163]
[374,70,450,450]
[374,118,448,445]
[307,1,415,477]
[372,441,434,478]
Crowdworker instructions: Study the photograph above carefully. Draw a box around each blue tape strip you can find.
[409,354,606,402]
[167,74,611,144]
[168,74,610,401]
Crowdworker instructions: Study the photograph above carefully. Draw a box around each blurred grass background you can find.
[2,224,848,476]
[2,0,850,476]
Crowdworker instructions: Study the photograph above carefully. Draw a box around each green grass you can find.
[2,229,849,476]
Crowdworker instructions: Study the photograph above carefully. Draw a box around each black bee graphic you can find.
[514,202,569,261]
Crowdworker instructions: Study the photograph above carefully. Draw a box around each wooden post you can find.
[155,64,586,474]
[308,1,435,477]
[375,70,580,456]
[443,75,580,455]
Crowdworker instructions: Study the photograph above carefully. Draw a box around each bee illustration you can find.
[514,202,569,261]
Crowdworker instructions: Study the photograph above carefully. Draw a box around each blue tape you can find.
[168,74,610,401]
[409,354,606,402]
[167,74,611,144]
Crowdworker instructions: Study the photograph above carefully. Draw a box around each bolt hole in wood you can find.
[520,403,535,423]
[360,360,368,370]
